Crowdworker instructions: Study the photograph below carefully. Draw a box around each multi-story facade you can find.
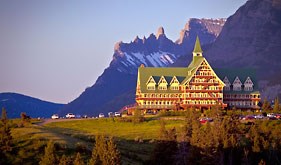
[135,37,260,112]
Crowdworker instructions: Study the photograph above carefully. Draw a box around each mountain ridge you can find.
[0,92,64,118]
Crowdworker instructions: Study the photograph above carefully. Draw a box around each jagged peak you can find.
[147,33,156,40]
[142,36,147,43]
[133,36,142,43]
[156,26,165,39]
[114,41,123,52]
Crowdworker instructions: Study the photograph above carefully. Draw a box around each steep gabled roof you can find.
[138,67,188,93]
[213,68,260,94]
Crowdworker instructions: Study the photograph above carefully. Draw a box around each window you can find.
[147,85,155,90]
[158,85,167,90]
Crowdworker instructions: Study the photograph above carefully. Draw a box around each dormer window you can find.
[244,77,254,91]
[233,76,242,91]
[158,76,167,90]
[146,76,156,90]
[223,76,231,91]
[147,85,155,90]
[170,76,179,90]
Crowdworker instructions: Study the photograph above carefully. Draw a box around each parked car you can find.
[275,114,281,119]
[114,112,121,117]
[51,114,59,119]
[267,113,275,118]
[242,115,255,120]
[99,113,105,118]
[66,113,75,118]
[108,112,114,117]
[199,117,213,124]
[254,114,264,119]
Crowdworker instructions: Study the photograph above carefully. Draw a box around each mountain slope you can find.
[204,0,281,100]
[0,93,64,118]
[61,18,225,116]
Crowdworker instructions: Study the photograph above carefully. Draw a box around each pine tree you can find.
[262,99,271,112]
[59,155,70,165]
[39,141,56,165]
[73,152,84,165]
[0,107,13,158]
[151,125,177,165]
[190,110,201,147]
[107,137,121,165]
[273,97,280,113]
[89,145,100,165]
[89,135,121,165]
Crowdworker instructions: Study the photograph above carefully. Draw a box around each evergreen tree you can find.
[262,99,271,112]
[59,155,71,165]
[73,152,84,165]
[0,107,13,162]
[89,135,121,165]
[107,137,121,165]
[151,121,177,165]
[39,141,56,165]
[273,97,280,113]
[190,110,201,147]
[89,145,100,165]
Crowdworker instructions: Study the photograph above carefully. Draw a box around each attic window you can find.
[147,85,155,90]
[158,85,167,90]
[171,86,179,90]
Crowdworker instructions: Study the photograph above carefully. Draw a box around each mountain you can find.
[61,18,225,116]
[203,0,281,100]
[0,93,64,118]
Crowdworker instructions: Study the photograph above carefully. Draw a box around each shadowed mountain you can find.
[204,0,281,100]
[0,92,64,118]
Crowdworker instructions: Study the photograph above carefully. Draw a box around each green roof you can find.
[138,67,190,93]
[193,36,203,53]
[213,68,260,94]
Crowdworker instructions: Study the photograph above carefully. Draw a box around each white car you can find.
[51,114,59,119]
[99,113,105,118]
[114,112,121,117]
[267,113,275,118]
[66,113,75,118]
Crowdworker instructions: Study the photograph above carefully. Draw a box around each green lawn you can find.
[9,117,186,164]
[45,117,185,140]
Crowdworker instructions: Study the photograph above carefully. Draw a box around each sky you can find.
[0,0,247,104]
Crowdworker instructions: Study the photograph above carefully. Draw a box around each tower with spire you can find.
[192,36,203,57]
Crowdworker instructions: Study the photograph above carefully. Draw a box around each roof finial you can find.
[193,36,203,53]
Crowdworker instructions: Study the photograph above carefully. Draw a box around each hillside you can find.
[204,0,281,100]
[0,92,64,118]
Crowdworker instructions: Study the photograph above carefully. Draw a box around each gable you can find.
[146,76,156,85]
[158,76,168,85]
[170,76,179,85]
[244,77,253,86]
[233,76,242,85]
[181,58,224,86]
[223,76,231,86]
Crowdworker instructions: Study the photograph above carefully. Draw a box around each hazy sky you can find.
[0,0,246,103]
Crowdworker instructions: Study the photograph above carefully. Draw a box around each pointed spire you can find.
[193,36,203,53]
